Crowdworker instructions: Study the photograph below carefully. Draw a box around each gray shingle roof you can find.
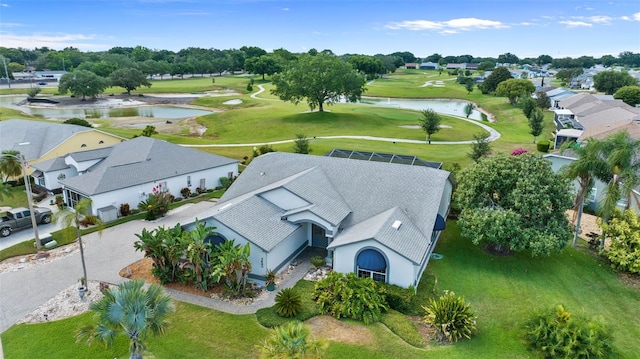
[214,196,300,251]
[328,207,429,264]
[0,119,119,161]
[60,137,237,195]
[218,152,451,262]
[31,156,69,172]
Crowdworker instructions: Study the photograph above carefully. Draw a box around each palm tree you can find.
[53,197,102,284]
[259,321,326,359]
[599,131,640,222]
[77,279,174,359]
[0,150,22,183]
[560,139,609,246]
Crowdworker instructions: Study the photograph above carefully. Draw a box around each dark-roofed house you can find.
[185,152,454,290]
[33,137,237,221]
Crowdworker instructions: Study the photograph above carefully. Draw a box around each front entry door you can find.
[311,224,328,248]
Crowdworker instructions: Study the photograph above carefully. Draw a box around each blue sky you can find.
[1,0,639,58]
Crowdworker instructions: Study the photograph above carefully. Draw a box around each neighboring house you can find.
[404,63,418,69]
[419,62,439,70]
[551,93,640,148]
[185,151,454,290]
[0,119,124,170]
[32,137,238,221]
[544,151,640,214]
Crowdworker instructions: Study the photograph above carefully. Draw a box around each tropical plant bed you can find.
[119,257,268,304]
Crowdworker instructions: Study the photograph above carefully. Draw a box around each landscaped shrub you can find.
[180,187,191,198]
[274,288,303,318]
[525,305,612,358]
[137,184,173,220]
[380,283,415,313]
[79,214,99,227]
[309,255,325,268]
[219,177,232,189]
[258,321,326,359]
[601,209,640,274]
[119,203,130,217]
[536,139,550,153]
[422,290,477,343]
[314,272,388,324]
[510,147,529,156]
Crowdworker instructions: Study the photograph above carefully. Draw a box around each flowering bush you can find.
[510,148,529,156]
[138,184,173,220]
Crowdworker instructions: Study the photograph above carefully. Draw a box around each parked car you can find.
[37,82,47,85]
[0,207,52,237]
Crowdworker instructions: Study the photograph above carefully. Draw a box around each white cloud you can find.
[634,12,640,21]
[0,33,109,51]
[589,15,612,23]
[0,3,8,7]
[620,16,631,21]
[0,22,23,28]
[281,7,289,11]
[385,17,506,33]
[559,20,592,27]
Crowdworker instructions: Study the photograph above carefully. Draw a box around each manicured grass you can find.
[3,221,638,358]
[0,185,29,208]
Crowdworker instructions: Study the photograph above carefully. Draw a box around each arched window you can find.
[99,140,104,144]
[356,249,387,282]
[81,144,87,148]
[205,234,227,248]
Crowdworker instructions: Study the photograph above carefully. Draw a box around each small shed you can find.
[97,205,118,222]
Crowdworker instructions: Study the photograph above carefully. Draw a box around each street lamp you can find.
[1,153,42,250]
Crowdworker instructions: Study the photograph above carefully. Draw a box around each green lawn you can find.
[0,185,29,208]
[3,222,638,358]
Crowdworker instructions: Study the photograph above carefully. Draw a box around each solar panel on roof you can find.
[324,149,442,169]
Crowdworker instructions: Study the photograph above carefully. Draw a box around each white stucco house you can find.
[32,137,238,221]
[185,151,454,290]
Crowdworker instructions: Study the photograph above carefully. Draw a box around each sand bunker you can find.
[223,99,242,105]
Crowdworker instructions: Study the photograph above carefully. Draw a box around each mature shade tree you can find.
[240,45,267,60]
[347,55,386,79]
[527,108,545,143]
[482,66,512,93]
[497,52,520,64]
[77,280,174,359]
[496,78,536,105]
[613,85,640,106]
[599,54,617,67]
[58,70,110,100]
[560,139,609,246]
[477,60,496,71]
[110,68,151,95]
[464,78,474,94]
[76,61,117,78]
[390,51,417,64]
[555,68,583,84]
[424,53,443,63]
[419,109,441,144]
[468,133,491,163]
[456,154,573,256]
[271,53,366,112]
[0,150,22,183]
[618,51,640,67]
[244,54,283,80]
[593,70,638,95]
[375,54,402,73]
[536,54,553,65]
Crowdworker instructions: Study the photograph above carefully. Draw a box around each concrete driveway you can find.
[0,200,215,333]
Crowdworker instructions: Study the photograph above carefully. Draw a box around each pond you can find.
[360,97,483,121]
[0,95,214,120]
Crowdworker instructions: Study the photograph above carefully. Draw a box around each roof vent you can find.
[260,172,265,176]
[391,220,402,230]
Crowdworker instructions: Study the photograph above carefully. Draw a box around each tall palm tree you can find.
[77,279,174,359]
[599,131,640,221]
[560,139,609,246]
[52,197,102,284]
[0,150,22,183]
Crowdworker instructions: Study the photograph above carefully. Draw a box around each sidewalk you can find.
[0,199,314,333]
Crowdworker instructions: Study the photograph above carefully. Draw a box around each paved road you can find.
[0,197,64,251]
